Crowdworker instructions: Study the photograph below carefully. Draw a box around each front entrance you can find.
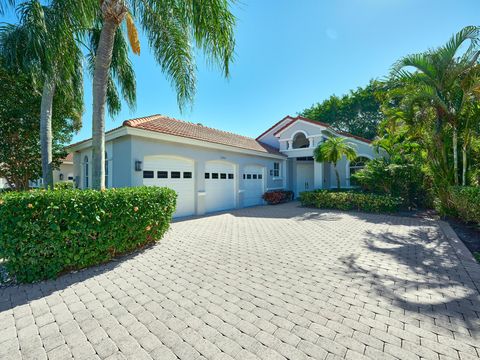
[296,162,314,198]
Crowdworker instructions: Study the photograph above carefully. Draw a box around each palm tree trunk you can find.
[334,164,340,190]
[40,80,56,189]
[91,18,118,190]
[462,144,467,186]
[453,126,459,185]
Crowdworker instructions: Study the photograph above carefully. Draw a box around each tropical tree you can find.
[0,0,92,188]
[313,136,357,189]
[391,26,480,186]
[90,0,236,189]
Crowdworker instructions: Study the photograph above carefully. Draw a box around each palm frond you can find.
[126,12,140,55]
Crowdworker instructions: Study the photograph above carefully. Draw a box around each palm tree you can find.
[0,0,87,188]
[314,136,357,190]
[90,0,236,189]
[392,26,480,186]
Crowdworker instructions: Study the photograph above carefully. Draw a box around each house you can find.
[69,115,379,217]
[0,154,75,189]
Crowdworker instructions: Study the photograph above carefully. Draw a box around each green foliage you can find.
[300,80,385,140]
[448,186,480,224]
[314,137,357,189]
[0,60,77,190]
[0,187,177,283]
[351,158,430,208]
[300,190,402,213]
[54,181,74,190]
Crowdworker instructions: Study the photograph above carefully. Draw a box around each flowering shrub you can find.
[300,190,402,213]
[0,187,176,283]
[262,190,294,205]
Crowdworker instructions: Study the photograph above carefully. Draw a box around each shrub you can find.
[448,186,480,224]
[351,158,430,208]
[54,181,74,190]
[300,190,402,213]
[0,187,176,283]
[262,190,293,205]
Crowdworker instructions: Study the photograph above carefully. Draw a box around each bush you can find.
[0,187,176,283]
[300,190,402,213]
[448,186,480,224]
[262,190,294,205]
[351,158,430,208]
[54,181,74,190]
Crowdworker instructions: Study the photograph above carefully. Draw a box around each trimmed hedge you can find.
[299,190,402,213]
[449,186,480,224]
[0,187,176,283]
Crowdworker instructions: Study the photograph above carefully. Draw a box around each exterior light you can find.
[135,160,142,172]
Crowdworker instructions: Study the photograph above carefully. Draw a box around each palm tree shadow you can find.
[340,228,480,336]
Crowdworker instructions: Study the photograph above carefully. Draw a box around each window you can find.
[143,170,154,178]
[212,173,219,179]
[349,157,370,186]
[171,171,181,179]
[228,174,234,179]
[220,173,227,179]
[247,174,251,179]
[273,162,280,177]
[105,152,109,188]
[253,174,257,179]
[158,171,168,178]
[84,156,89,188]
[292,133,309,149]
[243,174,245,179]
[183,172,192,179]
[258,174,262,179]
[205,173,210,179]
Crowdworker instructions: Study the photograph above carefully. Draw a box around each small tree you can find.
[314,136,357,190]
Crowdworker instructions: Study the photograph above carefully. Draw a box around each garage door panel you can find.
[205,162,235,213]
[242,165,265,207]
[143,157,195,218]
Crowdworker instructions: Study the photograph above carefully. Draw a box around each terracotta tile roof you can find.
[62,153,74,163]
[123,115,284,155]
[270,116,372,144]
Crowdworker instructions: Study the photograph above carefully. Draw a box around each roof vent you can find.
[197,123,203,126]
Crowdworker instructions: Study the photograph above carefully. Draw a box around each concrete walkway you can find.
[1,202,479,360]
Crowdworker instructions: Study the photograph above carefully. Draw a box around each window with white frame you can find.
[273,162,280,177]
[349,156,370,186]
[83,156,89,188]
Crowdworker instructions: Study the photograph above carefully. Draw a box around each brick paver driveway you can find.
[1,203,480,360]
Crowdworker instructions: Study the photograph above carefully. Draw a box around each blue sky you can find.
[2,0,480,143]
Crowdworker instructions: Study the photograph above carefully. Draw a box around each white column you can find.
[308,137,314,148]
[314,160,323,189]
[287,140,293,150]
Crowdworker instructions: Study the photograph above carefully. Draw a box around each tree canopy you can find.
[300,80,385,140]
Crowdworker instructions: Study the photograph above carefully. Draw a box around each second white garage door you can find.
[205,161,235,213]
[143,156,195,218]
[242,165,265,207]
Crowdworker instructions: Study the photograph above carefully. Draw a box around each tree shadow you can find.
[339,227,480,336]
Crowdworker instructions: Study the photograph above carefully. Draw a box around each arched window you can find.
[349,156,370,186]
[292,133,309,149]
[84,156,89,188]
[105,152,109,188]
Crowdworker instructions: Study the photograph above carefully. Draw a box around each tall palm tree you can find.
[392,26,480,186]
[314,136,357,190]
[0,0,87,188]
[90,0,236,189]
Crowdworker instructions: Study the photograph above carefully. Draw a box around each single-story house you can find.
[69,114,380,217]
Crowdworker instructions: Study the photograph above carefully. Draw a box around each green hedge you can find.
[299,190,402,213]
[449,186,480,224]
[0,187,176,283]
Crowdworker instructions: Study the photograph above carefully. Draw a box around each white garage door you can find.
[242,165,265,207]
[143,156,195,218]
[205,161,235,213]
